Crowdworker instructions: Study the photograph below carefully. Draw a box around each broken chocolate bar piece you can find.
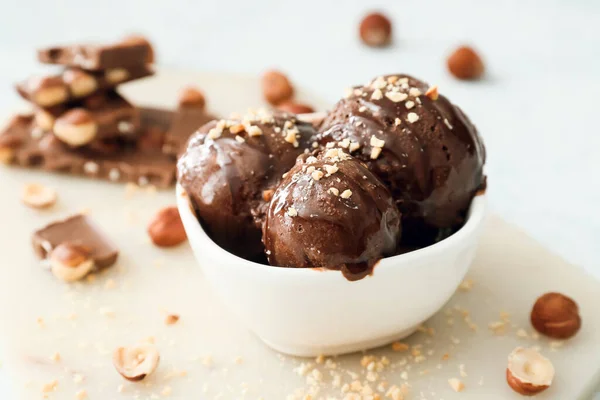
[33,91,141,145]
[32,214,119,269]
[38,40,152,70]
[0,110,176,188]
[17,66,153,108]
[163,108,215,156]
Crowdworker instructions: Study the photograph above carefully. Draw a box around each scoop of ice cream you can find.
[178,109,316,260]
[317,74,486,245]
[263,148,401,280]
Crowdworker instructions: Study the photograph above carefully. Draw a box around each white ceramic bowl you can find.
[177,184,487,357]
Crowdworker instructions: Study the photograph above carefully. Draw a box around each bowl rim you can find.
[176,184,487,274]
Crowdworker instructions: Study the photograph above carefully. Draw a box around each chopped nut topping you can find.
[344,88,354,98]
[311,142,319,148]
[349,142,361,152]
[448,378,465,392]
[370,76,387,89]
[306,166,316,174]
[394,118,402,126]
[370,136,385,148]
[444,118,453,129]
[328,188,339,196]
[324,164,339,176]
[370,147,382,159]
[339,138,350,148]
[387,76,399,84]
[409,87,422,97]
[407,112,419,123]
[358,106,367,112]
[306,156,318,164]
[229,124,244,134]
[340,189,353,199]
[247,125,263,137]
[425,85,439,100]
[324,148,351,161]
[311,170,324,181]
[385,92,408,103]
[287,207,298,217]
[371,89,383,100]
[405,100,415,109]
[207,127,222,140]
[284,131,299,147]
[235,136,245,143]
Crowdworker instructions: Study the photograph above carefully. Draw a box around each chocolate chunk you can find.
[163,108,216,156]
[32,214,119,269]
[38,40,151,70]
[0,109,177,188]
[16,66,153,108]
[34,91,141,144]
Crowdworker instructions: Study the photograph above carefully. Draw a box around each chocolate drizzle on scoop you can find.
[317,74,486,246]
[177,109,316,260]
[263,149,401,280]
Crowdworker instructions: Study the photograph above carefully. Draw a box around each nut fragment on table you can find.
[261,70,294,105]
[447,46,485,80]
[530,292,581,339]
[147,206,187,247]
[63,69,98,98]
[49,243,95,282]
[113,344,160,381]
[178,86,206,109]
[506,347,554,395]
[21,183,57,209]
[359,12,392,47]
[53,109,98,147]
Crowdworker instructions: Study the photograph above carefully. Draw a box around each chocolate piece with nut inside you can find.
[316,74,486,247]
[178,109,317,260]
[16,66,153,108]
[32,214,119,270]
[34,91,141,147]
[263,149,401,281]
[0,109,179,188]
[38,38,152,70]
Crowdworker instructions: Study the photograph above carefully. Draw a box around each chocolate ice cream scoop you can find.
[177,109,316,260]
[317,74,486,245]
[263,148,401,280]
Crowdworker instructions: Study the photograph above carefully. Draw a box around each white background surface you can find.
[0,0,599,397]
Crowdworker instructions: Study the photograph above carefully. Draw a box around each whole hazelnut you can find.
[49,243,95,282]
[178,86,206,109]
[30,77,69,107]
[506,347,554,396]
[53,109,98,147]
[531,292,581,339]
[359,12,392,47]
[21,183,57,209]
[261,70,294,105]
[147,206,187,247]
[34,109,56,132]
[276,101,315,115]
[105,68,130,84]
[447,46,485,80]
[122,34,155,64]
[113,344,160,381]
[63,69,98,98]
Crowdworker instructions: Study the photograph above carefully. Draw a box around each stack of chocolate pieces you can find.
[0,36,215,188]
